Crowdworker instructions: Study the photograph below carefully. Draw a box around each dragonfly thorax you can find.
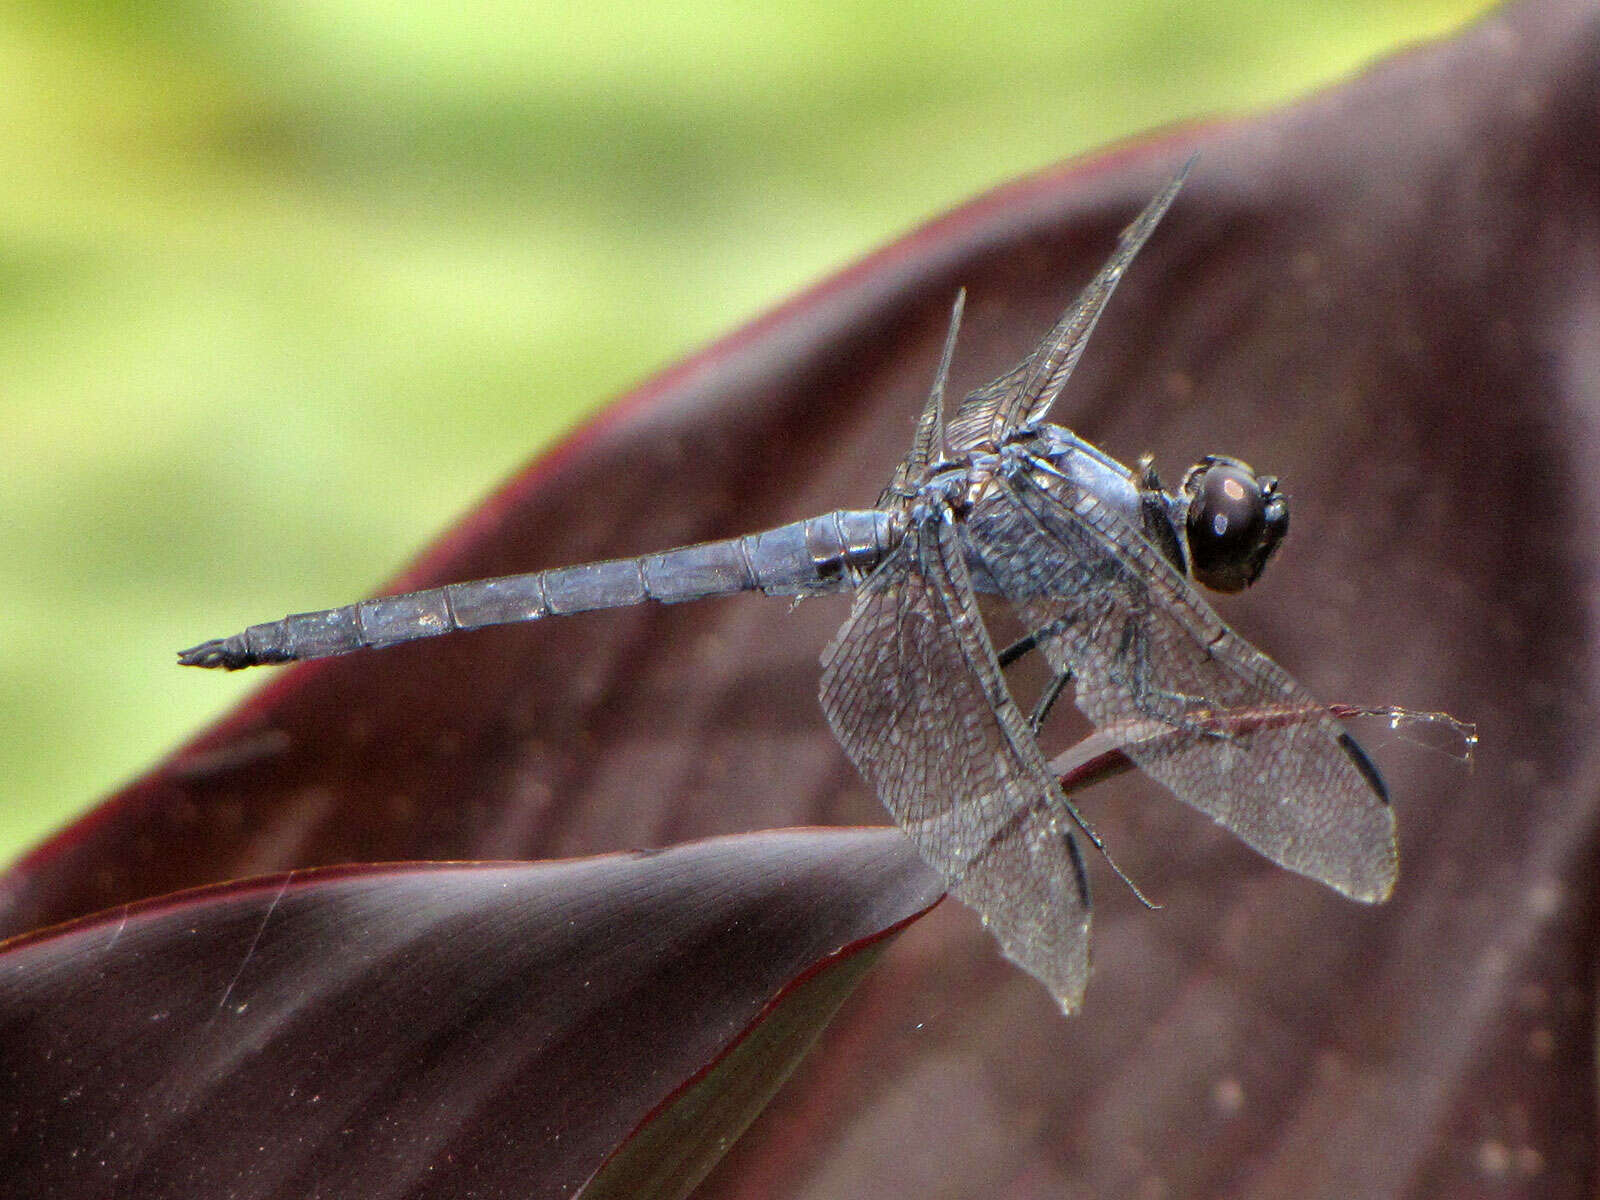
[908,460,985,516]
[1007,426,1289,596]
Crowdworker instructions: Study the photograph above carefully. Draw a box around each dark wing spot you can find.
[1337,731,1390,804]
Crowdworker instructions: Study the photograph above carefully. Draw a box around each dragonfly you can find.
[181,160,1399,1013]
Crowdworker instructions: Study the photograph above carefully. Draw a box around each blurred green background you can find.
[1,0,1496,863]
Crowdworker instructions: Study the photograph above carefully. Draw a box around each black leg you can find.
[999,630,1076,734]
[996,632,1037,668]
[1029,671,1073,733]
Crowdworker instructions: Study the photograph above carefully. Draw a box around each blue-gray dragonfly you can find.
[181,163,1397,1012]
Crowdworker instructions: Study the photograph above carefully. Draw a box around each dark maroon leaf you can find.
[0,828,941,1199]
[581,938,890,1200]
[4,0,1597,1195]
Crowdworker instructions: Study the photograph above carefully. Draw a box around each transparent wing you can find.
[946,158,1192,451]
[819,511,1093,1012]
[966,463,1398,901]
[943,359,1031,455]
[879,291,965,506]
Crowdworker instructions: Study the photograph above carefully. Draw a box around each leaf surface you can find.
[0,829,940,1199]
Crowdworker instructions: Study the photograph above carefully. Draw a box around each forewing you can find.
[966,466,1398,901]
[945,159,1191,450]
[943,361,1030,455]
[818,513,1093,1012]
[878,291,965,506]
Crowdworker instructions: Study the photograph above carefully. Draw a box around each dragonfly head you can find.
[1180,456,1289,593]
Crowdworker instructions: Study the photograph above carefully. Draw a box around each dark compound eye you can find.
[1182,457,1289,593]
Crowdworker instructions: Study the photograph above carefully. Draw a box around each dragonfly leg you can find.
[1029,671,1073,734]
[996,630,1076,733]
[996,631,1036,668]
[1050,787,1159,911]
[1111,618,1235,741]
